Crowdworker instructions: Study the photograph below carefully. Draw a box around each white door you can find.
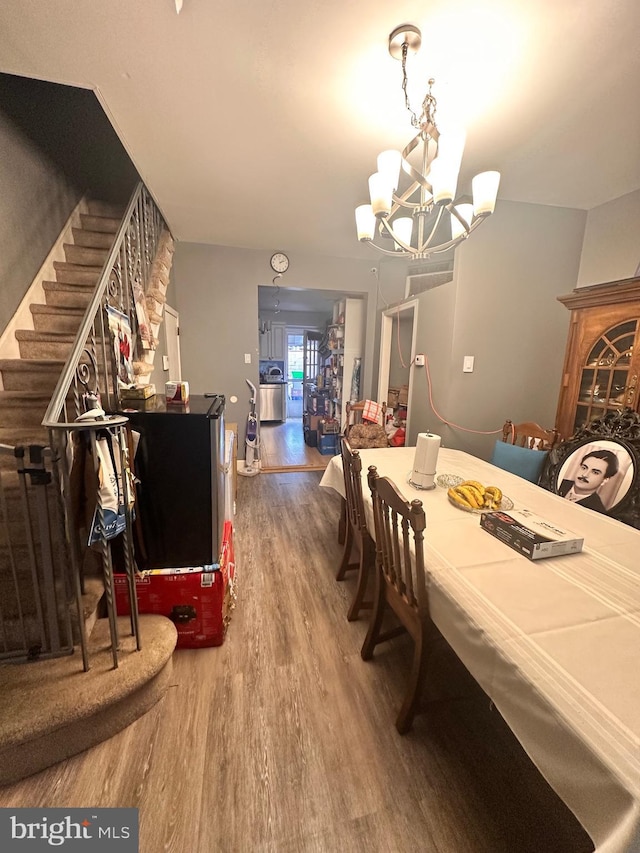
[164,305,182,380]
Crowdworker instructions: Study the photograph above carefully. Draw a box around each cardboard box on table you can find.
[479,509,583,561]
[115,521,235,647]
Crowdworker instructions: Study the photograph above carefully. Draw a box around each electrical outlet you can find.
[414,354,425,366]
[463,355,475,373]
[244,353,251,364]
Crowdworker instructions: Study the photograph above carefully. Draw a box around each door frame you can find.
[164,304,182,380]
[377,299,419,439]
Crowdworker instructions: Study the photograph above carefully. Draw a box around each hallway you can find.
[259,417,332,472]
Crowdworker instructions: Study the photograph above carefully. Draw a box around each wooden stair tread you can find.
[79,214,121,233]
[85,201,125,219]
[16,329,85,341]
[30,304,86,315]
[0,358,66,370]
[71,227,117,249]
[42,280,94,290]
[0,390,52,401]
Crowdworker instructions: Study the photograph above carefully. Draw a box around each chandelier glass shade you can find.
[355,24,500,259]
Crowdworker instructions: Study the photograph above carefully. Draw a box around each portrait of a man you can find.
[558,449,619,512]
[555,440,635,515]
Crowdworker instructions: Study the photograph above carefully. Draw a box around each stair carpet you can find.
[0,202,121,441]
[0,198,177,784]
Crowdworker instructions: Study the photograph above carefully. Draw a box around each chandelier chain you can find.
[401,42,437,133]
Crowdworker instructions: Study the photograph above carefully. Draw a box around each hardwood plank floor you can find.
[0,472,593,853]
[259,417,332,471]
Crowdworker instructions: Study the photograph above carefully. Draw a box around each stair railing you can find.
[43,182,166,427]
[39,181,169,670]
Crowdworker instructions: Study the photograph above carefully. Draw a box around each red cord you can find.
[391,320,502,437]
[422,355,503,436]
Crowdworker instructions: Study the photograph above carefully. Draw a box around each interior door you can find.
[164,304,182,380]
[303,331,322,417]
[377,299,418,440]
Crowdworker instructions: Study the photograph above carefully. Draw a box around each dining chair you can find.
[361,465,438,734]
[345,400,388,449]
[336,438,375,621]
[490,420,561,483]
[501,420,561,450]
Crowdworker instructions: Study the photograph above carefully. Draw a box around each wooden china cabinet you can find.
[555,277,640,441]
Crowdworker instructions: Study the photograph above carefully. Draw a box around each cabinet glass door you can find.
[573,320,637,431]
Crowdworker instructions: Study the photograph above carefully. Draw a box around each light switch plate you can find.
[463,355,475,373]
[244,353,252,364]
[162,355,169,371]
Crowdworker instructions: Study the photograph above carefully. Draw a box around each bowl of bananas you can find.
[446,479,513,513]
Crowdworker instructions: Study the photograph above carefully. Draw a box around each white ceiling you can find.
[1,0,639,271]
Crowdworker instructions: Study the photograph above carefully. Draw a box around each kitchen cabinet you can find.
[259,322,286,360]
[555,277,640,440]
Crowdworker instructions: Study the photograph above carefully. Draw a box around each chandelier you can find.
[355,24,500,259]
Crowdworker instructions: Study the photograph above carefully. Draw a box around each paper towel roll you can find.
[410,432,441,489]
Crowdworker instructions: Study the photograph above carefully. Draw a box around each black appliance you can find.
[123,394,225,570]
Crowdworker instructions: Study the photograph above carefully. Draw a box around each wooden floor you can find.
[0,472,594,853]
[260,417,332,471]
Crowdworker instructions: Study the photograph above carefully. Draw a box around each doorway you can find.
[256,285,359,470]
[286,331,304,420]
[377,299,418,441]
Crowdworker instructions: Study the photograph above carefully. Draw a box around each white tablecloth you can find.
[320,446,640,853]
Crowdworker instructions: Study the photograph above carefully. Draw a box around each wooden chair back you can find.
[337,437,376,621]
[502,420,561,451]
[345,400,387,430]
[341,438,367,535]
[367,466,427,615]
[362,465,432,733]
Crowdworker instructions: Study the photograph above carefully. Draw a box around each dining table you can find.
[320,445,640,853]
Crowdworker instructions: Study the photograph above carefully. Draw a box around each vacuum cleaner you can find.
[238,379,261,477]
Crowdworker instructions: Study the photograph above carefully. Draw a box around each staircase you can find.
[0,196,177,784]
[0,202,121,443]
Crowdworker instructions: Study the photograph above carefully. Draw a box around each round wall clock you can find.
[270,252,289,274]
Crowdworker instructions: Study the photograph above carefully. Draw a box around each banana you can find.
[485,485,503,503]
[462,484,485,507]
[448,486,473,508]
[462,480,486,497]
[484,485,503,509]
[449,481,503,511]
[456,485,482,509]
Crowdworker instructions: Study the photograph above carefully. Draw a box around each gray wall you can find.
[405,200,587,459]
[172,201,591,459]
[0,110,79,332]
[577,188,640,286]
[172,243,380,439]
[0,73,139,334]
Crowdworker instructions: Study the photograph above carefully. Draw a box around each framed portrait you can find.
[107,306,134,386]
[540,408,640,527]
